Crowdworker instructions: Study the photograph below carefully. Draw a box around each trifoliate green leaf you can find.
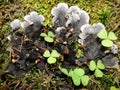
[81,75,89,86]
[89,60,96,71]
[48,31,55,37]
[101,39,113,47]
[72,74,81,86]
[97,60,105,70]
[97,29,108,39]
[51,50,60,58]
[73,68,85,77]
[108,31,117,40]
[45,36,54,42]
[40,33,47,37]
[47,57,56,64]
[95,69,103,78]
[43,50,50,57]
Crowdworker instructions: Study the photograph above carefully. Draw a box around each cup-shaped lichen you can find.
[51,3,90,39]
[21,11,44,41]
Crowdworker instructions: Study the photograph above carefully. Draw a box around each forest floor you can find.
[0,0,120,90]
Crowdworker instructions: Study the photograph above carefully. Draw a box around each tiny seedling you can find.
[89,60,105,78]
[75,42,84,58]
[43,50,60,64]
[97,29,117,47]
[40,31,55,43]
[76,49,84,58]
[59,66,89,86]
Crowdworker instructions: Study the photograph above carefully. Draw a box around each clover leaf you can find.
[40,33,47,37]
[73,68,85,77]
[47,57,56,64]
[59,66,69,76]
[95,68,104,78]
[71,74,81,86]
[59,67,89,86]
[44,36,54,42]
[43,50,60,64]
[51,50,60,57]
[97,29,117,47]
[97,60,105,69]
[81,75,89,86]
[48,31,55,37]
[97,29,107,39]
[110,86,119,90]
[89,60,96,71]
[68,70,74,77]
[108,31,117,40]
[101,39,113,47]
[43,50,51,57]
[40,31,55,43]
[89,60,105,78]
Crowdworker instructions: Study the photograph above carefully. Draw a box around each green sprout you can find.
[40,31,55,43]
[43,50,60,64]
[59,66,89,86]
[75,42,84,58]
[76,49,84,58]
[97,29,117,47]
[89,60,105,78]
